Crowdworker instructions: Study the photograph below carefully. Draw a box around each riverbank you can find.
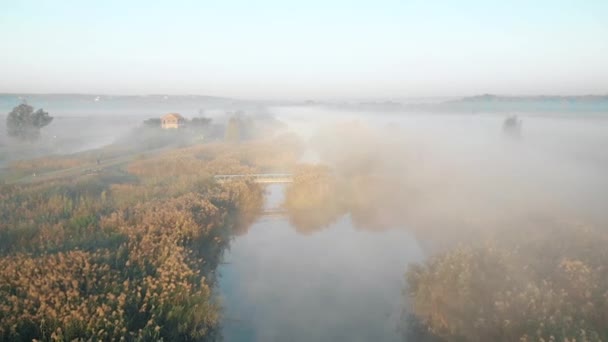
[0,138,299,341]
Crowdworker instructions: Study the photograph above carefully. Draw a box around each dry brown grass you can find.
[0,137,295,341]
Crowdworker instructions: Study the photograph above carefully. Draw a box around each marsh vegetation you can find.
[0,134,299,341]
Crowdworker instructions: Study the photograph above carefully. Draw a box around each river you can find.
[217,184,424,341]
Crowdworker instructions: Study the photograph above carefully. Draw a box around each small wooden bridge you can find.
[214,173,293,184]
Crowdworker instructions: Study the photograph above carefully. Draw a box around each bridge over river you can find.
[214,173,293,184]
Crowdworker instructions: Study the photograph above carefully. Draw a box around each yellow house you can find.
[161,113,185,129]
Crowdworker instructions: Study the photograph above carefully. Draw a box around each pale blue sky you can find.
[1,0,607,99]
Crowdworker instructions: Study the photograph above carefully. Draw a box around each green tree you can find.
[6,103,53,140]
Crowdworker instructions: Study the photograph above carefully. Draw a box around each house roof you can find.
[162,113,185,120]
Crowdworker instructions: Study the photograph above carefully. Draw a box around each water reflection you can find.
[218,184,423,341]
[283,165,344,234]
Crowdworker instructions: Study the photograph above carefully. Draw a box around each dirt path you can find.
[3,146,171,185]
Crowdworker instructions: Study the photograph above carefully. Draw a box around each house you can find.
[161,113,185,129]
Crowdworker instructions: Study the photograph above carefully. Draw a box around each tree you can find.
[502,115,522,137]
[225,116,241,143]
[6,103,53,140]
[190,117,212,127]
[143,118,161,128]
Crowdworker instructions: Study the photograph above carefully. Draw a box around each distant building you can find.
[161,113,185,129]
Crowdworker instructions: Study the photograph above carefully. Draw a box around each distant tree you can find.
[143,118,161,128]
[225,116,241,143]
[502,115,522,137]
[240,116,255,140]
[6,103,53,140]
[190,117,212,127]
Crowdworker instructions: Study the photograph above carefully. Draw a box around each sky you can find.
[1,0,607,99]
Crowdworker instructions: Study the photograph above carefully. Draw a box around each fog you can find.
[3,0,608,339]
[2,96,608,340]
[275,107,608,235]
[3,98,607,244]
[3,98,607,246]
[0,94,273,167]
[217,105,608,340]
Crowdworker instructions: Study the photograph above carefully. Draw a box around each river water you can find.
[217,184,424,342]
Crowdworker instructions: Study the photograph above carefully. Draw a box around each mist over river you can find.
[216,107,608,341]
[217,184,424,341]
[4,1,608,340]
